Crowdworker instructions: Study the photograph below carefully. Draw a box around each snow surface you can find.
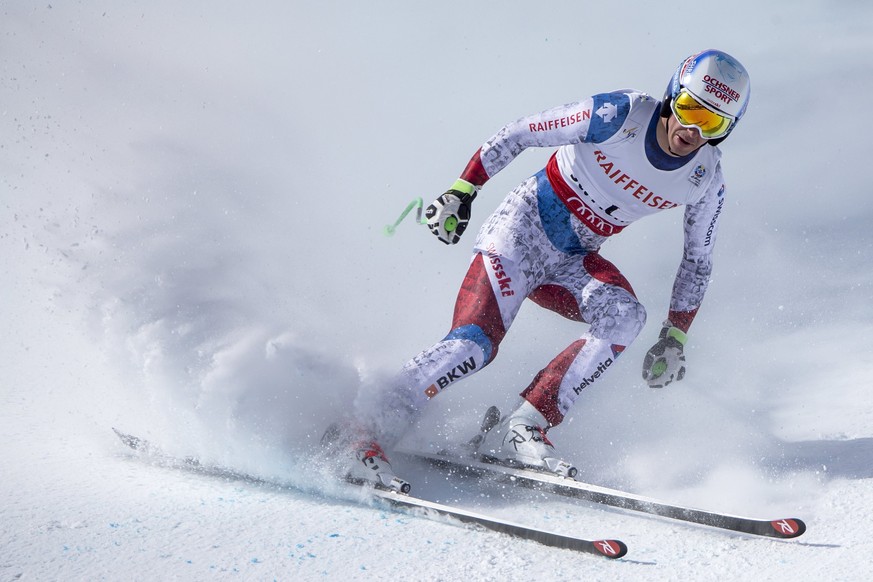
[3,1,873,580]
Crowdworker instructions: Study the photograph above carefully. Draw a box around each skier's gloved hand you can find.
[425,179,477,245]
[642,321,687,388]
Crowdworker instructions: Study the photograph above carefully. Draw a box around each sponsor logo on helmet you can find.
[679,55,696,79]
[703,74,741,108]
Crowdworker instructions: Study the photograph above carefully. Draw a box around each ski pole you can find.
[383,197,427,236]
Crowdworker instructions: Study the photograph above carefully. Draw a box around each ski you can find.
[112,429,627,559]
[399,449,806,540]
[369,488,627,558]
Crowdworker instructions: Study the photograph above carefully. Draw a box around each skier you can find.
[327,49,751,490]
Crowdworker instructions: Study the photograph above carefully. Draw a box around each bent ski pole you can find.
[384,197,427,236]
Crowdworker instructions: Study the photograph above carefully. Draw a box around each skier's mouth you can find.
[672,127,705,151]
[675,132,696,147]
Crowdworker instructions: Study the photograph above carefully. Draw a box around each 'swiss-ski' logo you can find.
[487,243,515,297]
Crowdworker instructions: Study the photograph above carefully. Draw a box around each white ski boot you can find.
[321,422,411,494]
[476,401,578,478]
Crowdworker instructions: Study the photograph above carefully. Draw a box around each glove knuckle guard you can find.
[425,190,473,245]
[642,327,686,388]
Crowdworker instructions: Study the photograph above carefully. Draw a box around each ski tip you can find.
[112,427,144,452]
[593,539,628,559]
[112,427,132,444]
[769,518,807,538]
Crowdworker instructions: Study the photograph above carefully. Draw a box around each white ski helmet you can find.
[660,49,751,145]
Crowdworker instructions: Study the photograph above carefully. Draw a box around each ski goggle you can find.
[670,89,735,139]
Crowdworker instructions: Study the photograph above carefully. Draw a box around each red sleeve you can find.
[668,308,698,333]
[459,148,490,187]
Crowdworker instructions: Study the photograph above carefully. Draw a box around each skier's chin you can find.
[670,133,702,156]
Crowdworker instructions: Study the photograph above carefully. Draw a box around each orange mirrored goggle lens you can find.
[671,89,734,139]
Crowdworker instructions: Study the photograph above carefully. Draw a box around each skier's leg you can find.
[354,175,549,446]
[398,248,526,402]
[480,253,646,469]
[520,252,646,426]
[351,253,526,448]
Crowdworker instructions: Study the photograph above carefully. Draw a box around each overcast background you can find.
[3,1,873,579]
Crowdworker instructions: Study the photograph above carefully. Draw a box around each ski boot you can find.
[321,422,411,494]
[474,401,578,479]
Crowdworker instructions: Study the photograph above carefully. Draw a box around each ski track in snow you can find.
[3,2,873,580]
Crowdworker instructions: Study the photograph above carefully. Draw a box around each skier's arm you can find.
[668,169,726,332]
[459,99,597,187]
[425,99,597,244]
[642,166,725,388]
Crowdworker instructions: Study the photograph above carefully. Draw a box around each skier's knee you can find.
[622,299,647,341]
[444,324,496,365]
[587,291,647,346]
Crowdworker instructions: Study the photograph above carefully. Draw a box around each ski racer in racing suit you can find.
[332,49,752,488]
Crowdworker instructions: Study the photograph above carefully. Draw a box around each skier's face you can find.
[660,114,708,157]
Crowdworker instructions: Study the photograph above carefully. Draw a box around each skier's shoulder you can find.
[585,89,656,142]
[591,89,658,111]
[688,147,726,207]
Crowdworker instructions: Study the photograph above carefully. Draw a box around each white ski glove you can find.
[641,321,687,388]
[425,179,477,245]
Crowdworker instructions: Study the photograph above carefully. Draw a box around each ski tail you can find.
[113,428,629,558]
